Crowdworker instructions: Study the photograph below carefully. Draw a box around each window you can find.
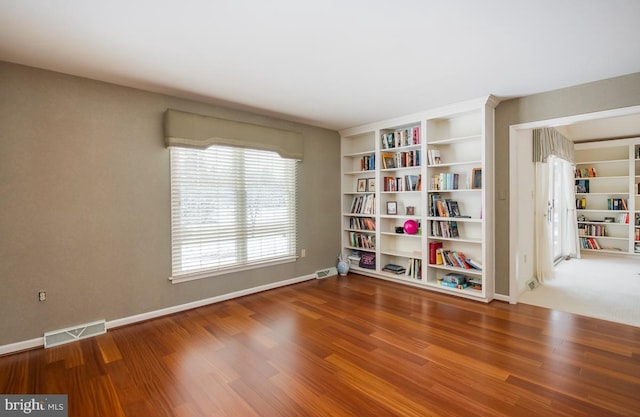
[170,145,298,282]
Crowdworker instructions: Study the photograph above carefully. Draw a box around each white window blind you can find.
[170,145,298,283]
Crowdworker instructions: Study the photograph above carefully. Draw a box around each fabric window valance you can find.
[532,127,574,163]
[164,109,303,160]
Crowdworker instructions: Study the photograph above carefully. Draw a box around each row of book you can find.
[428,242,482,270]
[607,198,628,210]
[576,198,629,210]
[635,227,639,241]
[429,194,463,217]
[350,194,375,214]
[381,150,421,169]
[580,237,602,250]
[575,167,597,178]
[382,175,421,192]
[578,224,607,237]
[348,216,375,231]
[437,273,482,291]
[381,127,421,149]
[430,220,460,239]
[348,232,375,249]
[359,154,375,171]
[430,173,460,190]
[382,258,422,280]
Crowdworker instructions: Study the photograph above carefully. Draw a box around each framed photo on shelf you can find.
[357,178,366,192]
[382,153,396,169]
[386,201,397,215]
[366,178,376,192]
[471,168,482,189]
[406,206,415,215]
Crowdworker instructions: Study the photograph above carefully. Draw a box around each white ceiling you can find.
[1,0,640,131]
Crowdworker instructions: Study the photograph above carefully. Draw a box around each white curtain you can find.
[535,162,555,282]
[562,160,579,258]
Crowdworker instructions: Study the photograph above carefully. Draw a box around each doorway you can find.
[508,105,640,305]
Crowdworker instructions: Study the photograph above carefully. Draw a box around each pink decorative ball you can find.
[403,219,418,234]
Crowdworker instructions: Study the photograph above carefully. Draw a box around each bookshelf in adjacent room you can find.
[574,138,640,256]
[340,96,497,302]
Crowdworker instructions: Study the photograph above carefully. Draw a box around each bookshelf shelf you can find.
[340,97,495,302]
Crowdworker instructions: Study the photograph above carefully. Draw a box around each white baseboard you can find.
[492,293,511,303]
[107,273,316,329]
[0,273,316,356]
[0,337,44,356]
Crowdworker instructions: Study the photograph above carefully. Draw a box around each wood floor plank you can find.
[1,273,639,417]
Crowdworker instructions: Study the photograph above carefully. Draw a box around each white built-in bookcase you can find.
[574,138,640,255]
[339,97,497,302]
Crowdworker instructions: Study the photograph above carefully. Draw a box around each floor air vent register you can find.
[44,320,107,348]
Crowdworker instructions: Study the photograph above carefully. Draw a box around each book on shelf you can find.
[442,272,467,285]
[580,237,601,250]
[406,175,420,191]
[430,220,459,238]
[381,127,420,149]
[464,258,482,270]
[576,198,587,209]
[454,252,473,269]
[406,258,422,280]
[350,194,375,214]
[575,167,596,178]
[447,200,461,217]
[427,149,441,165]
[575,179,590,193]
[433,248,481,270]
[393,150,421,168]
[606,198,628,210]
[383,263,406,274]
[467,278,482,290]
[432,198,462,218]
[437,279,469,289]
[349,232,375,249]
[348,254,362,263]
[349,216,376,231]
[360,154,375,171]
[430,173,459,191]
[429,241,443,264]
[383,174,423,192]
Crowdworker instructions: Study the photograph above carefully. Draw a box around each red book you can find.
[429,241,443,264]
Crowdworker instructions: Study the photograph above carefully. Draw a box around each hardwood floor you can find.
[1,274,639,417]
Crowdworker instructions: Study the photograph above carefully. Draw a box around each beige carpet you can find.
[518,253,640,327]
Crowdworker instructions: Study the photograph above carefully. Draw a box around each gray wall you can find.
[0,62,341,346]
[494,72,640,296]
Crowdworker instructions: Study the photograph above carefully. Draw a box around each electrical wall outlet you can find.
[300,249,306,258]
[38,291,46,301]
